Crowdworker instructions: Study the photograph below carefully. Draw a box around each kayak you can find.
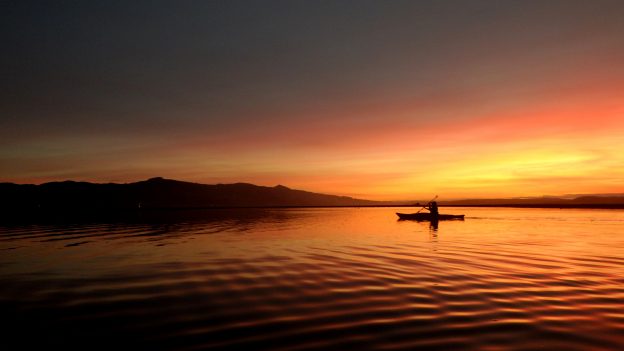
[396,212,465,221]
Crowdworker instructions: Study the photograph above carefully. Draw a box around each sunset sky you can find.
[2,1,624,200]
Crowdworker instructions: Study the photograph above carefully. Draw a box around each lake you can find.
[1,207,624,350]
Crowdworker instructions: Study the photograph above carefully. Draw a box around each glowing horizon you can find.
[2,1,623,200]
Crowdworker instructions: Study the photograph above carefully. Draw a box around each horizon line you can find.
[3,176,624,203]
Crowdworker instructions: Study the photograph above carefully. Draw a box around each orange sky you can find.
[2,1,623,200]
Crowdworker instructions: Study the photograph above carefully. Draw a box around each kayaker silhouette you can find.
[428,201,439,216]
[396,196,464,221]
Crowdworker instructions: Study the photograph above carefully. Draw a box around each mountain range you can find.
[1,177,623,213]
[0,177,382,211]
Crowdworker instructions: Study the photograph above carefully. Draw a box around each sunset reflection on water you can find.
[1,207,624,350]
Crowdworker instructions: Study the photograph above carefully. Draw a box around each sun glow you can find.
[2,1,624,201]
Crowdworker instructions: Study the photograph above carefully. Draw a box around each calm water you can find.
[1,207,624,350]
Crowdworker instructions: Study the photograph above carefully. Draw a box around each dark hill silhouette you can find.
[0,177,381,211]
[2,177,623,215]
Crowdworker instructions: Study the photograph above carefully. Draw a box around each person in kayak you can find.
[428,201,439,216]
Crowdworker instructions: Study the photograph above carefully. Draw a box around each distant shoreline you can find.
[441,204,624,209]
[5,204,624,211]
[3,177,624,213]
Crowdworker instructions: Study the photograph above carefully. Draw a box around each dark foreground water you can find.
[1,207,624,350]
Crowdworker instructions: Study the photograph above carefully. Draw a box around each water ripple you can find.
[1,207,624,350]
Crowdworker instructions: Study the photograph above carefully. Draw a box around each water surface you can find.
[1,207,624,350]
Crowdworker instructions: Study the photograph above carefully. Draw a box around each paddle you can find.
[416,195,438,214]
